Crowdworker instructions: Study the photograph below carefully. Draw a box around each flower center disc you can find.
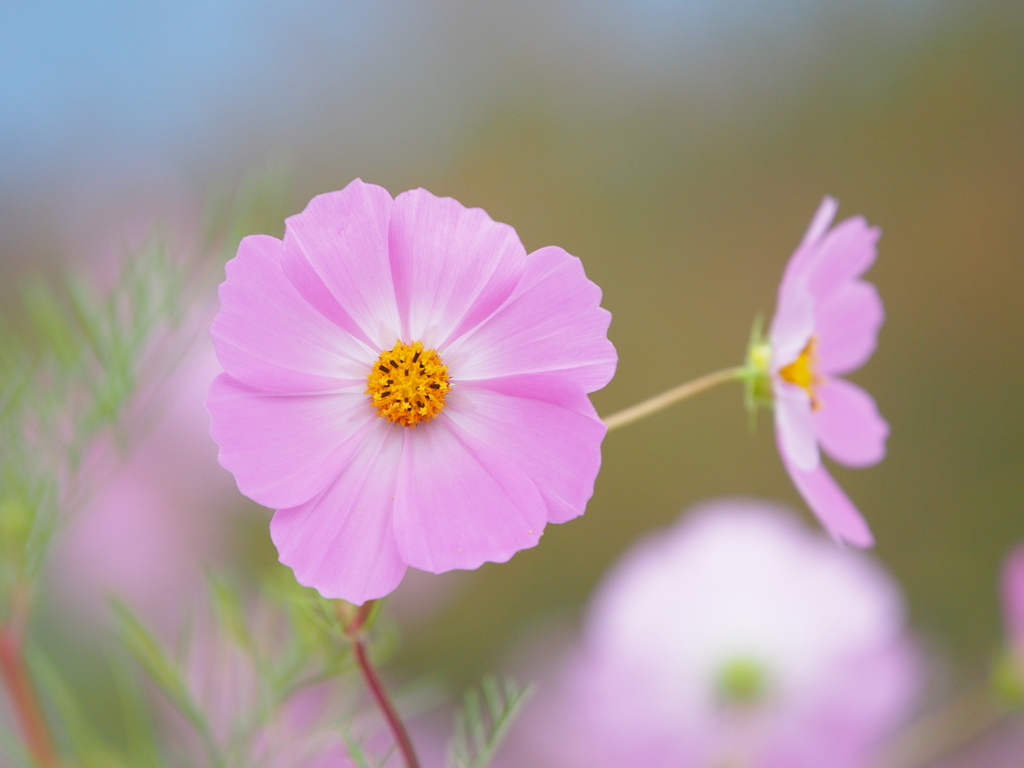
[778,336,822,408]
[366,340,451,427]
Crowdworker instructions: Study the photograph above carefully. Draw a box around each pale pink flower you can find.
[518,499,919,768]
[207,179,616,604]
[767,197,888,546]
[1002,545,1024,646]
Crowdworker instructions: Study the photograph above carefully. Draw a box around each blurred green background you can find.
[2,0,1021,693]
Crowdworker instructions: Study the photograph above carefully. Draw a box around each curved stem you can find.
[602,366,746,433]
[342,601,421,768]
[0,624,60,768]
[876,679,1009,768]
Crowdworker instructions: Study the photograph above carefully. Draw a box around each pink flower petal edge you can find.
[207,179,616,602]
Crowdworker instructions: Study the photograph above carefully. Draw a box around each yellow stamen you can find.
[778,336,823,409]
[366,340,451,427]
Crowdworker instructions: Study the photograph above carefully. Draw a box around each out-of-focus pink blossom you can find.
[767,197,888,547]
[517,499,919,768]
[50,339,235,633]
[1001,544,1024,657]
[207,179,616,604]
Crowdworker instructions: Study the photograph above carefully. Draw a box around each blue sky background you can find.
[1,0,936,198]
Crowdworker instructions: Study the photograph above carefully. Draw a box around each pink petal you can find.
[270,423,406,604]
[774,382,820,472]
[814,378,889,468]
[392,416,548,573]
[806,216,880,300]
[462,370,600,411]
[1002,544,1024,643]
[780,438,875,548]
[816,279,884,376]
[388,189,528,347]
[779,196,840,289]
[769,278,815,372]
[280,179,403,351]
[207,374,376,509]
[442,245,616,393]
[212,234,371,392]
[803,196,841,247]
[445,379,607,524]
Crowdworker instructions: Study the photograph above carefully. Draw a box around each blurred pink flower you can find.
[520,499,918,768]
[1000,543,1024,690]
[768,197,888,546]
[207,179,616,604]
[1002,544,1024,650]
[51,339,234,634]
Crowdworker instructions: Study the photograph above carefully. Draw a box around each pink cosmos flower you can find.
[766,197,888,546]
[514,499,919,768]
[207,179,616,604]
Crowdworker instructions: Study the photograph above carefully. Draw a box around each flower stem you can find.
[342,601,421,768]
[0,623,60,768]
[876,679,1009,768]
[602,366,747,432]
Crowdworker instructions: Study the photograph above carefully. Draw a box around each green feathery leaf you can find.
[448,676,535,768]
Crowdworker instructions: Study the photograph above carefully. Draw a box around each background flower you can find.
[995,542,1024,704]
[208,179,616,604]
[50,338,235,635]
[768,197,888,547]
[513,499,919,768]
[1001,544,1024,657]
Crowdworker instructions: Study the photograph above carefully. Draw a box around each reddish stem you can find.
[0,625,59,768]
[342,601,421,768]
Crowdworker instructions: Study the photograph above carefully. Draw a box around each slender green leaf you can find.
[111,600,208,738]
[448,676,534,768]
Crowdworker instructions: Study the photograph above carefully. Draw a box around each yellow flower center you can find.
[366,340,451,427]
[778,336,822,409]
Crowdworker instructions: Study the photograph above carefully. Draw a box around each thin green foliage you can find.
[0,236,192,617]
[111,600,212,746]
[26,645,166,768]
[207,571,256,655]
[0,169,291,623]
[202,163,292,263]
[448,676,535,768]
[114,573,374,767]
[343,731,387,768]
[26,646,106,762]
[108,651,165,768]
[0,713,32,768]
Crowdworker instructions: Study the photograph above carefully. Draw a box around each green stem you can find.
[602,366,747,433]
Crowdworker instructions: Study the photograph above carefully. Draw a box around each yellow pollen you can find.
[366,340,450,427]
[778,336,823,409]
